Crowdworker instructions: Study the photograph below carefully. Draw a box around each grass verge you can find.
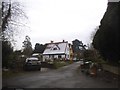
[2,70,26,79]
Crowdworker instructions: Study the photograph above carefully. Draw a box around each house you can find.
[43,40,73,62]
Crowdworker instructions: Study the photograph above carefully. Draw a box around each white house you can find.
[43,41,73,62]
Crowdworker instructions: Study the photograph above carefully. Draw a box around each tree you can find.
[1,0,27,69]
[72,39,86,53]
[72,39,86,59]
[90,26,99,42]
[33,43,46,53]
[2,41,13,68]
[22,36,33,57]
[1,0,27,41]
[92,2,120,63]
[1,1,29,70]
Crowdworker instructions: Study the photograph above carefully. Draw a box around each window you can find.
[53,48,57,50]
[58,55,61,58]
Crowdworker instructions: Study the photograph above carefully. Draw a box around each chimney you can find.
[51,40,53,43]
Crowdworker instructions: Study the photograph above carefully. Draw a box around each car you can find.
[73,57,79,61]
[73,57,76,61]
[32,53,42,60]
[24,57,41,71]
[79,59,84,65]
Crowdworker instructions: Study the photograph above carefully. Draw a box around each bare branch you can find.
[1,1,28,43]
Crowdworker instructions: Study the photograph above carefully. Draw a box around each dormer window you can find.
[53,47,57,50]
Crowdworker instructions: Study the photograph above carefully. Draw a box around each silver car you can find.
[24,57,41,71]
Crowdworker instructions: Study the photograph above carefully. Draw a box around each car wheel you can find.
[38,67,41,71]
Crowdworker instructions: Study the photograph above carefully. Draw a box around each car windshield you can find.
[26,57,39,62]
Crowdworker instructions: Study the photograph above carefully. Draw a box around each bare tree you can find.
[90,26,99,42]
[1,0,28,42]
[1,0,28,68]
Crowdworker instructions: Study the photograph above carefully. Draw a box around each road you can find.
[3,61,119,88]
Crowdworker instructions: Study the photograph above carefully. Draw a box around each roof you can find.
[108,0,120,2]
[43,42,68,55]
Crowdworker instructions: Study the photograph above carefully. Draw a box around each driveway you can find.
[2,61,119,88]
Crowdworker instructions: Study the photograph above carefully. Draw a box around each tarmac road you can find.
[2,61,119,88]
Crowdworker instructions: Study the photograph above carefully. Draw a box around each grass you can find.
[2,70,27,79]
[3,60,74,78]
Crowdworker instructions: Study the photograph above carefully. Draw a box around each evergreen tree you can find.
[22,36,33,57]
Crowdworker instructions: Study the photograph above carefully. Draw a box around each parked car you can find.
[79,59,84,65]
[73,57,79,61]
[32,53,42,61]
[73,57,77,61]
[24,57,41,71]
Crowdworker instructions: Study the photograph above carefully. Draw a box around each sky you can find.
[13,0,108,50]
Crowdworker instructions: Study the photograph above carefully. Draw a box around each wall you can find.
[103,64,120,75]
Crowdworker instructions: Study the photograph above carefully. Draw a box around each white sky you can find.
[14,0,108,50]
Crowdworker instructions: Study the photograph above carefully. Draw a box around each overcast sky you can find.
[14,0,108,50]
